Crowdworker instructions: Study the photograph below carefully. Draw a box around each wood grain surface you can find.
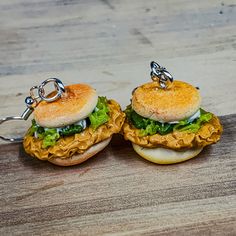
[0,0,236,235]
[0,115,236,235]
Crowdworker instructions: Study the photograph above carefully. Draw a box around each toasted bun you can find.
[132,143,203,164]
[132,81,201,123]
[34,84,98,128]
[48,137,111,166]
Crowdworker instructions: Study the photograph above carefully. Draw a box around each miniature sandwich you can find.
[123,61,222,164]
[23,83,125,166]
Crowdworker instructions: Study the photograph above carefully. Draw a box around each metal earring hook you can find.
[0,78,65,142]
[150,61,173,89]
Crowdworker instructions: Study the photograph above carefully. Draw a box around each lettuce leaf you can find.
[28,119,39,136]
[173,109,213,132]
[42,129,60,148]
[124,106,212,136]
[198,110,212,123]
[89,96,110,130]
[125,105,173,136]
[59,124,83,136]
[173,119,189,131]
[28,120,84,148]
[140,121,173,136]
[125,105,147,129]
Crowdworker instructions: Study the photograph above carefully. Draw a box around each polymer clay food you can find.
[123,61,222,164]
[24,83,125,166]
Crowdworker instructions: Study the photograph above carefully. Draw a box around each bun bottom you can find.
[132,144,203,164]
[48,137,112,166]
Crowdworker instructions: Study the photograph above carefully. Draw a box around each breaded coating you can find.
[123,114,222,150]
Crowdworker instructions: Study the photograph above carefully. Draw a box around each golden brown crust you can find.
[23,100,125,160]
[132,81,201,122]
[34,84,98,127]
[122,114,222,150]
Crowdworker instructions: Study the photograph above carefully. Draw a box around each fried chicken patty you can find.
[122,114,222,150]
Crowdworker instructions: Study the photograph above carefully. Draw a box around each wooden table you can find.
[0,0,235,235]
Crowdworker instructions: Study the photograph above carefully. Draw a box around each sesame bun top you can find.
[131,81,201,123]
[34,84,98,128]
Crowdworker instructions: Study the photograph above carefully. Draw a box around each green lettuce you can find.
[28,122,60,148]
[28,120,84,148]
[41,129,60,148]
[59,124,83,136]
[28,119,39,136]
[89,96,110,130]
[173,109,212,132]
[125,105,173,136]
[124,106,212,136]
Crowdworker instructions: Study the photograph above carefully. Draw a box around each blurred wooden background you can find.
[0,0,235,235]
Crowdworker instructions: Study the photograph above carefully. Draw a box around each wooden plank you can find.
[0,114,235,235]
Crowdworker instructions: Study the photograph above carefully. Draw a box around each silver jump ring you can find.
[150,61,173,89]
[30,86,40,99]
[38,78,65,102]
